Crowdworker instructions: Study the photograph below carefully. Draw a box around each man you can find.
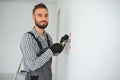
[20,3,68,80]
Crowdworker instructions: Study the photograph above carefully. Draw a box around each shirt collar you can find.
[31,27,47,38]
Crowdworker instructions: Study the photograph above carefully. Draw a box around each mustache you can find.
[40,21,47,23]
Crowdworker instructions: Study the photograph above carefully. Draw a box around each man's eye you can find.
[38,14,42,17]
[45,14,48,17]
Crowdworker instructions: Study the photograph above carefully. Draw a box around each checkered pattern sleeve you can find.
[20,33,53,71]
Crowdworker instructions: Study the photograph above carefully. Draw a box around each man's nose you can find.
[41,16,46,21]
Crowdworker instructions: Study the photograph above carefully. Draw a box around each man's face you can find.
[33,8,48,29]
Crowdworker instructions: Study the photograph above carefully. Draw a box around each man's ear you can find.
[32,15,35,21]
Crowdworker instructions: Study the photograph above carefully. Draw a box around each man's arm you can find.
[20,33,53,71]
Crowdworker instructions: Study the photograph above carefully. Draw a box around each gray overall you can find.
[25,32,52,80]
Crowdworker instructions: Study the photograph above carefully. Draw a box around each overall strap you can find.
[46,33,51,46]
[27,32,51,50]
[45,33,52,65]
[27,32,51,58]
[27,32,42,49]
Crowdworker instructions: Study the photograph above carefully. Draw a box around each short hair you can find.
[32,3,48,15]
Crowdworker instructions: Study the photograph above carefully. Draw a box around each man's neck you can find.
[34,26,44,37]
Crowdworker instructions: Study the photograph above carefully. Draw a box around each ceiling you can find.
[0,0,57,4]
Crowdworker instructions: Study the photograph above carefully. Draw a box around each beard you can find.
[35,19,48,29]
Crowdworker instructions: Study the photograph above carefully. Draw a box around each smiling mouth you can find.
[40,21,47,25]
[40,22,46,26]
[40,21,47,23]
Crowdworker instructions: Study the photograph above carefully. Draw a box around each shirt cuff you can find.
[46,48,54,56]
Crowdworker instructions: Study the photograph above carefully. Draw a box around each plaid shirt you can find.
[20,28,53,71]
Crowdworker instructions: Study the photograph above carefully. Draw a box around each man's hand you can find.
[50,43,63,54]
[60,34,69,47]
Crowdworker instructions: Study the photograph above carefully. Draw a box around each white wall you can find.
[0,1,57,74]
[56,0,120,80]
[55,0,70,80]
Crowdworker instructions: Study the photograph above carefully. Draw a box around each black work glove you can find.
[50,43,63,54]
[60,34,69,47]
[60,34,69,43]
